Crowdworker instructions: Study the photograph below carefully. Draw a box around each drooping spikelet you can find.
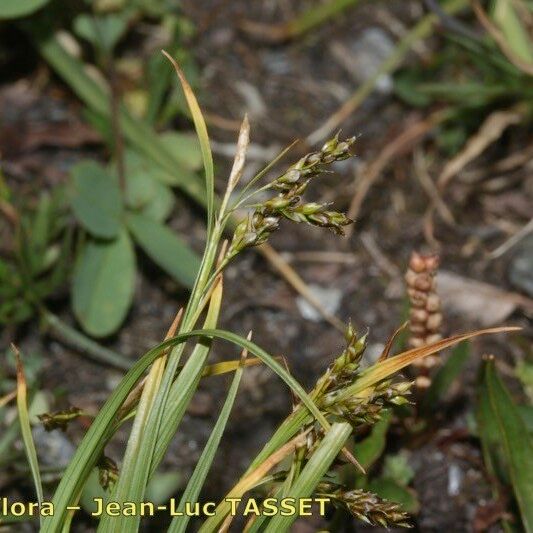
[316,485,411,528]
[227,135,356,259]
[405,251,442,389]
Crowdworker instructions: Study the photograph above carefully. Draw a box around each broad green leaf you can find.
[159,132,202,171]
[422,342,471,413]
[121,151,175,220]
[72,231,135,337]
[146,473,182,505]
[368,478,419,514]
[14,347,44,527]
[127,212,199,287]
[123,151,156,209]
[0,0,49,19]
[266,422,352,532]
[71,161,123,239]
[382,451,414,486]
[484,359,533,532]
[142,181,175,223]
[168,357,245,533]
[73,13,128,54]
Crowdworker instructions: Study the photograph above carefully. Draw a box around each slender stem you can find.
[41,311,132,370]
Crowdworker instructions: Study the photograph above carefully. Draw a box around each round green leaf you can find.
[72,231,135,337]
[141,181,174,222]
[71,161,123,239]
[159,132,202,171]
[0,0,50,19]
[126,213,199,287]
[122,151,157,209]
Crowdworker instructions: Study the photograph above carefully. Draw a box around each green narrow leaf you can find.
[168,359,245,533]
[70,161,123,239]
[492,0,533,64]
[98,282,223,533]
[126,212,200,287]
[484,359,533,532]
[13,347,44,527]
[265,422,352,532]
[162,51,215,234]
[0,0,49,18]
[72,230,136,337]
[42,329,330,532]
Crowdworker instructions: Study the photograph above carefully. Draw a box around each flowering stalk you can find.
[405,252,442,389]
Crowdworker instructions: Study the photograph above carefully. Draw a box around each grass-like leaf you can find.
[13,345,44,527]
[168,348,247,533]
[479,358,533,532]
[42,327,330,531]
[162,50,215,235]
[98,282,222,533]
[265,422,352,532]
[334,327,519,404]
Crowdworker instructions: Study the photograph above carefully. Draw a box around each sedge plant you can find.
[8,54,518,533]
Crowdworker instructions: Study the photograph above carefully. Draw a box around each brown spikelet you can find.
[405,252,442,389]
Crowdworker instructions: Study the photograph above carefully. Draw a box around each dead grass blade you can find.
[259,243,346,331]
[238,0,361,44]
[414,149,456,226]
[472,0,533,75]
[0,390,16,408]
[378,321,409,362]
[335,326,520,403]
[345,111,444,235]
[12,344,44,526]
[306,0,466,145]
[437,108,523,190]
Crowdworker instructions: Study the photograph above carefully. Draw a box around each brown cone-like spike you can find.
[405,251,442,389]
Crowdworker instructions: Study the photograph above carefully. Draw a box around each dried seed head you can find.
[405,251,442,387]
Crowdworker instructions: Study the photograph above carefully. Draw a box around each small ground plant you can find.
[5,55,517,533]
